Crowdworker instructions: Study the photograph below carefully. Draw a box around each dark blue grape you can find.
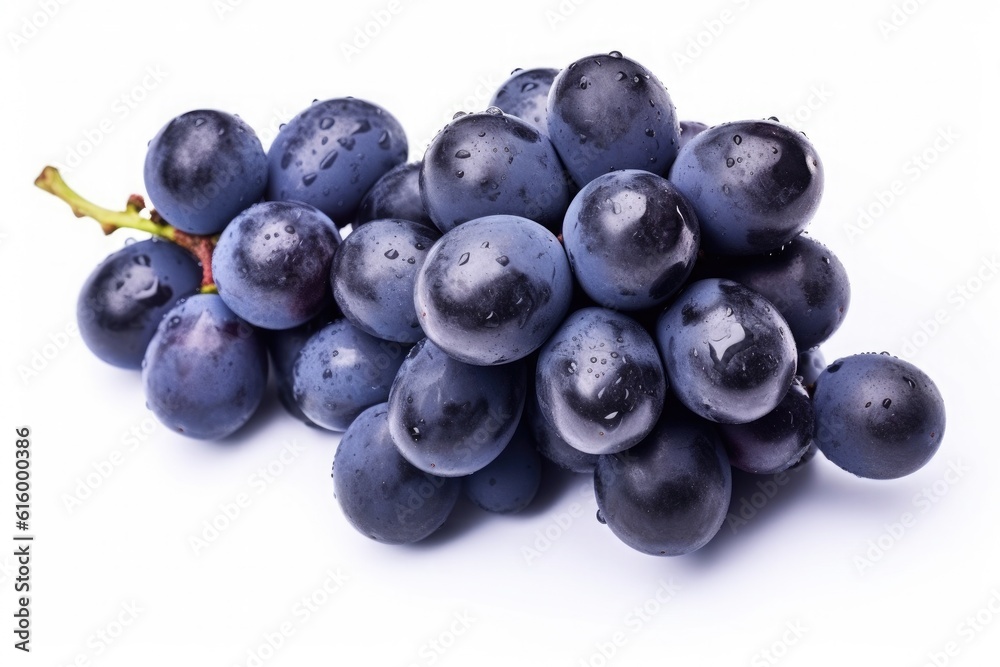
[141,294,267,439]
[266,98,408,224]
[562,169,700,310]
[263,303,340,426]
[331,219,440,343]
[813,354,945,479]
[292,320,407,432]
[144,110,267,235]
[547,52,680,187]
[387,339,526,477]
[333,404,460,544]
[463,423,542,513]
[656,279,797,424]
[536,308,666,455]
[212,201,341,330]
[678,120,709,151]
[78,239,201,369]
[723,235,850,350]
[355,162,435,230]
[594,408,732,556]
[420,109,571,233]
[489,67,559,135]
[669,119,824,255]
[718,380,814,474]
[414,215,573,365]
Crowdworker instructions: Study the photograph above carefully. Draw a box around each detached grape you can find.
[813,354,945,479]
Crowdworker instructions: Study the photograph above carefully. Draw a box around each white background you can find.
[3,0,999,665]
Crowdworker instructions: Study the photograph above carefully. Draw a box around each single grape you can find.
[212,201,341,330]
[656,279,797,424]
[420,109,571,233]
[387,339,526,477]
[78,239,201,369]
[333,404,460,544]
[669,119,824,255]
[536,308,666,455]
[562,169,700,310]
[141,294,267,440]
[489,67,559,135]
[718,380,814,474]
[594,409,732,556]
[355,162,436,230]
[547,51,680,187]
[414,215,573,366]
[144,110,267,235]
[331,219,441,343]
[292,320,407,432]
[722,235,850,350]
[463,423,542,514]
[263,303,340,426]
[266,98,407,224]
[813,353,945,479]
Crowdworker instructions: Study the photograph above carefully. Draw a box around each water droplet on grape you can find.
[384,249,399,260]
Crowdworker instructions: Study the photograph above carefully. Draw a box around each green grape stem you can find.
[34,166,218,292]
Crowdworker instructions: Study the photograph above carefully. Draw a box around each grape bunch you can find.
[38,51,946,556]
